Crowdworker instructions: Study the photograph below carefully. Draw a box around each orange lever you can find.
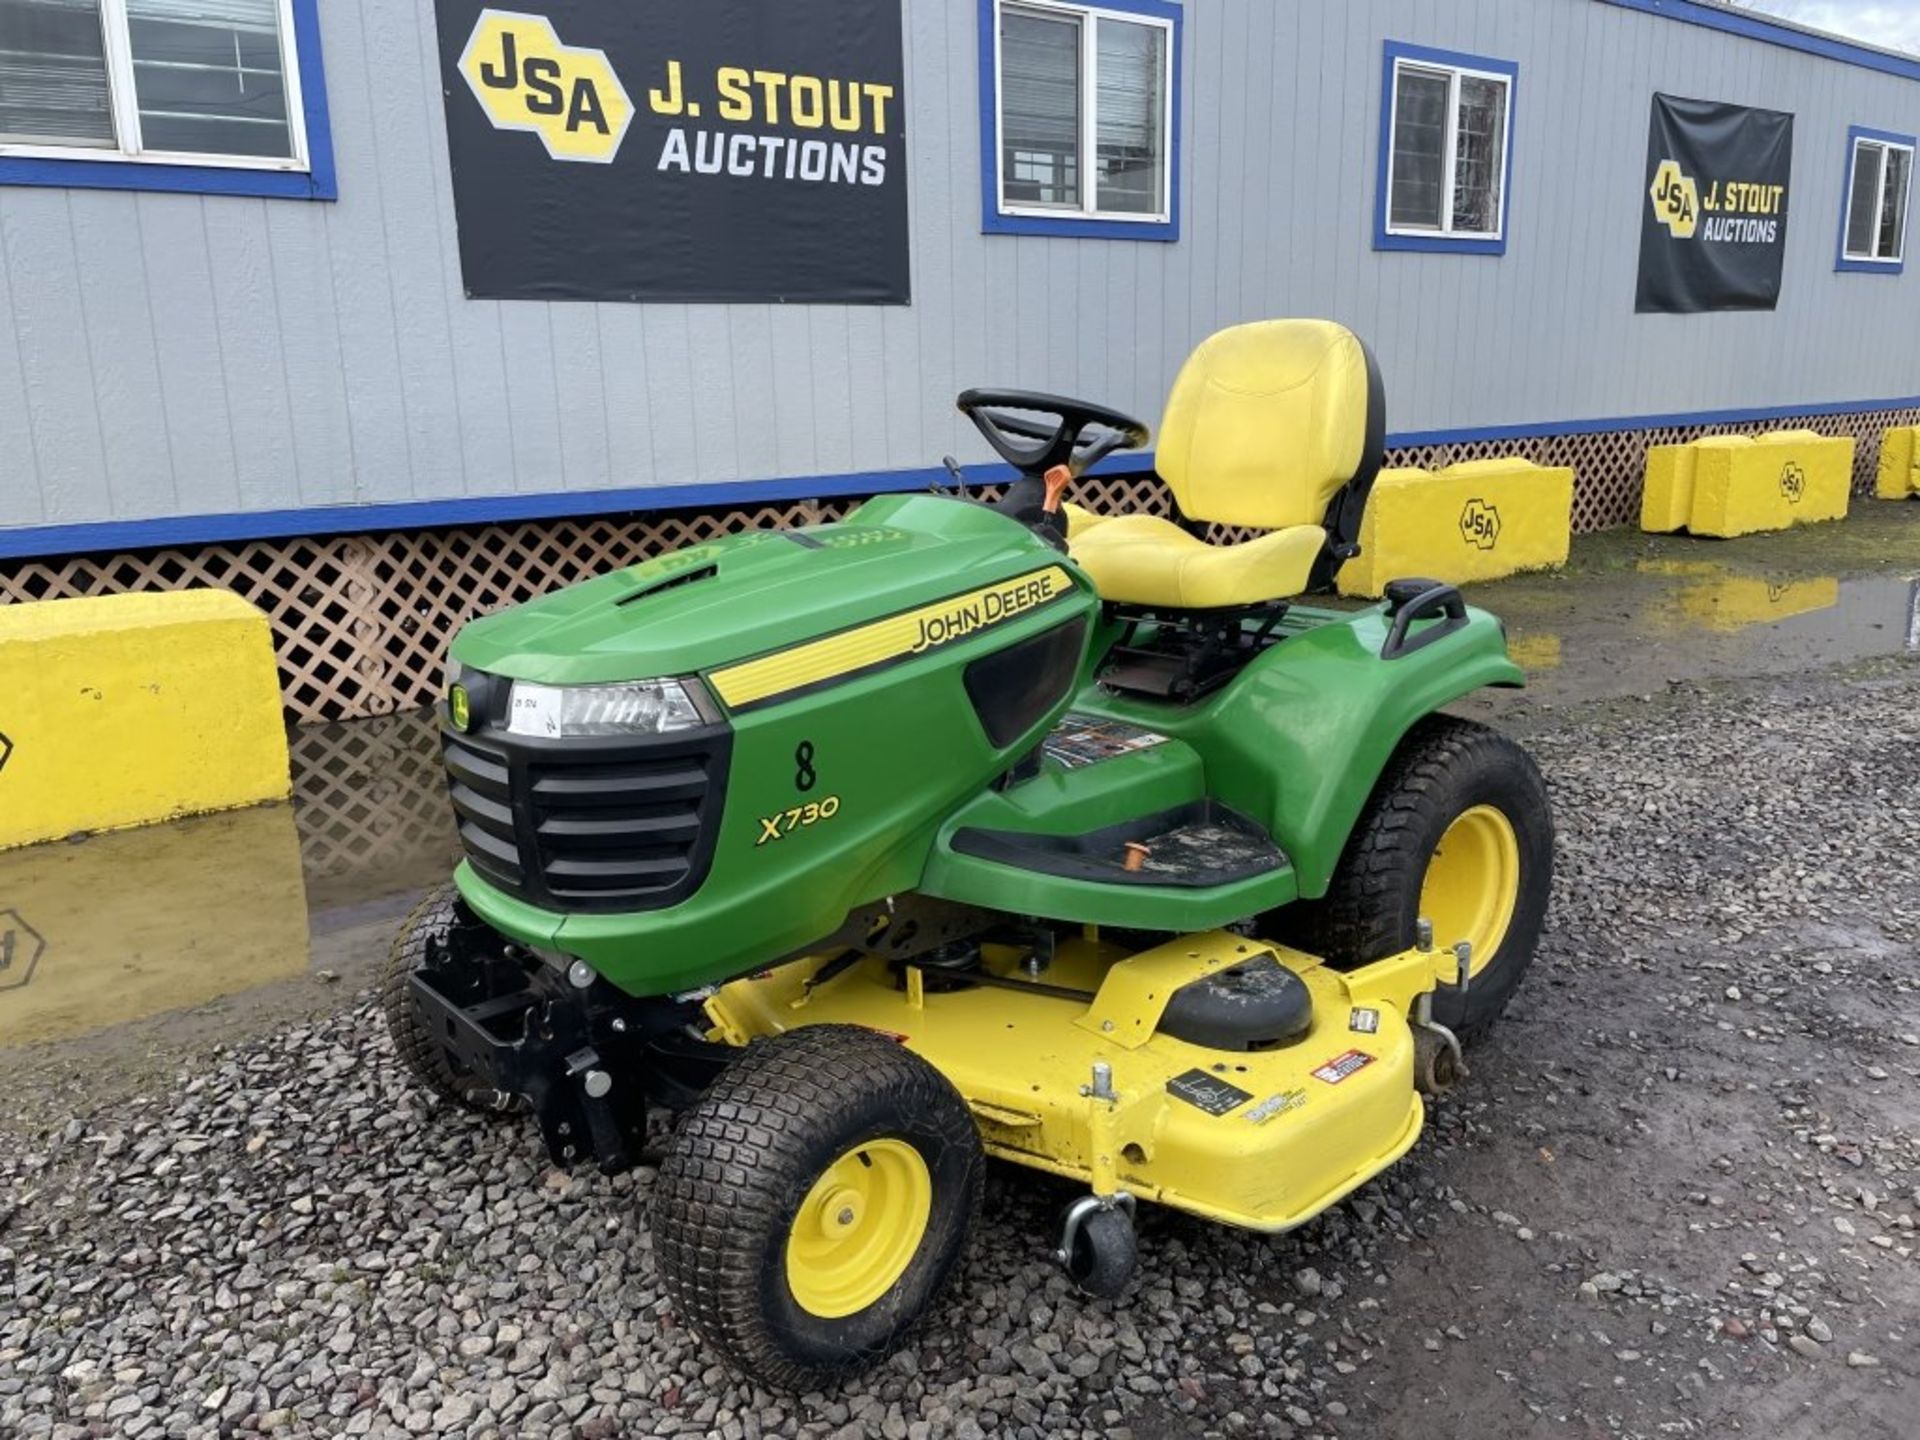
[1042,463,1073,514]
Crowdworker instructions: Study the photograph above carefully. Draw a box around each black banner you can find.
[434,1,909,304]
[1637,94,1793,313]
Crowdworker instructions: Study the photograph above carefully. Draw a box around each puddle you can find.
[1487,520,1920,703]
[1501,569,1920,701]
[0,806,309,1047]
[0,709,458,1051]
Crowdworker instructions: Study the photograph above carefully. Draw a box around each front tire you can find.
[652,1025,983,1391]
[379,884,517,1114]
[1279,715,1553,1043]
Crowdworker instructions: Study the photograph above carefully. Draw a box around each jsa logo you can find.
[460,10,633,163]
[1650,159,1699,240]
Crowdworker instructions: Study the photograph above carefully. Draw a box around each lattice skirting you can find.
[3,409,1914,725]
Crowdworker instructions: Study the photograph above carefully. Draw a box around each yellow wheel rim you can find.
[1419,804,1521,977]
[784,1138,932,1319]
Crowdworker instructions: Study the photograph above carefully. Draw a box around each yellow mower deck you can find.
[706,930,1458,1233]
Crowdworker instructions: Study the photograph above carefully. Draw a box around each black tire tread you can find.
[378,884,495,1111]
[652,1024,983,1391]
[1282,715,1553,1045]
[1066,1206,1137,1300]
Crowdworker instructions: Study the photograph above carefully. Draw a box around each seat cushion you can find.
[1157,319,1372,531]
[1069,514,1326,608]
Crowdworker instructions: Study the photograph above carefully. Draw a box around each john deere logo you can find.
[1650,159,1699,240]
[0,909,45,993]
[449,684,472,732]
[1780,462,1806,503]
[460,9,634,163]
[1460,498,1502,551]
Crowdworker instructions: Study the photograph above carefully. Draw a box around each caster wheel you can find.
[652,1025,983,1391]
[1413,1027,1465,1096]
[1062,1203,1137,1299]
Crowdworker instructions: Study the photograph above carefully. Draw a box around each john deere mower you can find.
[385,319,1553,1389]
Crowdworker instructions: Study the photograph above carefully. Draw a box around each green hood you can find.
[449,494,1067,685]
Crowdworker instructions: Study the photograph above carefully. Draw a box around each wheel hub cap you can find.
[785,1138,932,1318]
[1419,804,1521,976]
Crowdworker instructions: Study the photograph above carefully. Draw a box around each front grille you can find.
[441,717,731,914]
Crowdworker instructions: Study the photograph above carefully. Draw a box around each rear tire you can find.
[379,884,516,1114]
[652,1025,983,1391]
[1276,715,1553,1044]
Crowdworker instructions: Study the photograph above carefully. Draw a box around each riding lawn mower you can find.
[384,319,1554,1389]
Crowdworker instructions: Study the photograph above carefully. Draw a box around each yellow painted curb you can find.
[1337,458,1573,597]
[0,590,291,850]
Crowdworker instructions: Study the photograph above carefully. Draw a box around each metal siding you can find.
[1,0,1918,536]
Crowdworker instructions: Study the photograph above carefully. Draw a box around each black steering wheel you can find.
[956,389,1151,481]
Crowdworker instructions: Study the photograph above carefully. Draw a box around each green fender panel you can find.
[1072,603,1524,899]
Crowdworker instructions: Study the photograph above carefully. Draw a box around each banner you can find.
[1637,94,1793,313]
[434,1,909,304]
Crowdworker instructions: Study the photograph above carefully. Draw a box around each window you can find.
[1375,41,1516,255]
[1836,126,1913,273]
[981,0,1179,240]
[0,0,333,197]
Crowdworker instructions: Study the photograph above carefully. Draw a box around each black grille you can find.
[441,717,731,914]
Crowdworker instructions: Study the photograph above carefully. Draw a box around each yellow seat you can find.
[1070,319,1380,609]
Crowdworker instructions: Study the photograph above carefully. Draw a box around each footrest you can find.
[950,800,1285,889]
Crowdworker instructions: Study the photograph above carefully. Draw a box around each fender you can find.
[1075,604,1524,898]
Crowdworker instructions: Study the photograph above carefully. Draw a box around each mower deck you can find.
[705,930,1456,1233]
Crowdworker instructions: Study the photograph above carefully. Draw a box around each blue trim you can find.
[1384,394,1920,446]
[1835,125,1913,275]
[9,395,1920,561]
[978,0,1181,242]
[1374,41,1518,256]
[0,0,336,200]
[1598,0,1920,84]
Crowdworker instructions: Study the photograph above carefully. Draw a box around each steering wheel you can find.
[955,390,1150,482]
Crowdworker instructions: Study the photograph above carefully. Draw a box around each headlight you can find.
[506,679,702,738]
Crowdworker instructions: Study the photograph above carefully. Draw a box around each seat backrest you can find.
[1156,320,1384,536]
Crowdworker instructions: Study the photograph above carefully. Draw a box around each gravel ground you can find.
[1,656,1915,1440]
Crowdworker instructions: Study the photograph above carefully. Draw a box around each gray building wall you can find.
[2,0,1918,540]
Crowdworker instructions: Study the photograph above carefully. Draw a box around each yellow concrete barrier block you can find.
[1337,458,1574,597]
[1642,431,1853,536]
[1687,431,1852,537]
[0,591,289,850]
[1876,425,1919,500]
[1640,435,1752,533]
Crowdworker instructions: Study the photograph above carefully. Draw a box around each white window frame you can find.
[992,0,1175,226]
[1383,55,1513,242]
[1841,133,1912,265]
[0,0,311,172]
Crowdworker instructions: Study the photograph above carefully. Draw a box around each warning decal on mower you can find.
[1245,1089,1306,1125]
[1043,715,1169,770]
[1167,1069,1253,1116]
[1311,1050,1375,1085]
